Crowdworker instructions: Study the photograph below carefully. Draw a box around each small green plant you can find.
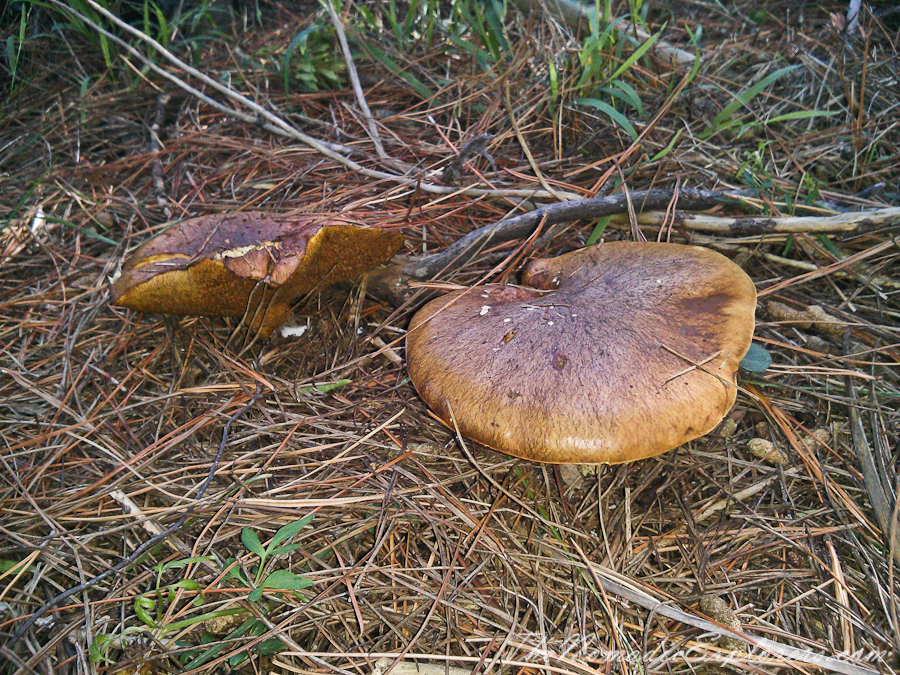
[383,0,440,51]
[298,378,351,396]
[739,343,772,373]
[563,2,668,139]
[281,22,345,92]
[7,0,233,88]
[90,555,220,665]
[450,0,508,66]
[735,142,780,209]
[180,614,287,669]
[184,516,316,668]
[226,514,316,602]
[129,555,217,636]
[0,557,32,575]
[103,517,315,668]
[355,0,508,86]
[37,0,116,68]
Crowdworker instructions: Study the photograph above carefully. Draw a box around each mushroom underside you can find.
[112,213,404,334]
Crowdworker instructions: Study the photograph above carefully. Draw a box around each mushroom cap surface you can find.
[406,242,756,464]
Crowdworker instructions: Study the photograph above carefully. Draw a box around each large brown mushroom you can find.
[111,212,404,335]
[406,242,756,464]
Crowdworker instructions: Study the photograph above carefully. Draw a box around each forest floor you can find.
[1,1,899,674]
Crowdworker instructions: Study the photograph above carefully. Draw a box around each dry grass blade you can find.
[843,338,900,567]
[1,2,899,675]
[574,544,880,675]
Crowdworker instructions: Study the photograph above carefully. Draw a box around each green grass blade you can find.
[767,109,838,124]
[357,42,432,100]
[282,25,316,92]
[6,37,16,83]
[649,128,683,162]
[599,81,643,116]
[605,26,661,83]
[585,216,612,246]
[713,64,799,128]
[297,379,351,395]
[576,97,637,139]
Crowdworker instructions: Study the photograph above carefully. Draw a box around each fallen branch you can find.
[368,188,751,301]
[368,190,900,305]
[632,206,900,235]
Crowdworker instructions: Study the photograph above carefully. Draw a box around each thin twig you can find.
[148,92,171,218]
[843,335,900,567]
[689,232,900,291]
[505,82,566,202]
[324,1,391,165]
[5,385,262,647]
[63,0,579,201]
[573,543,880,675]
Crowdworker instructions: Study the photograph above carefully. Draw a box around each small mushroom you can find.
[406,242,756,464]
[111,212,404,335]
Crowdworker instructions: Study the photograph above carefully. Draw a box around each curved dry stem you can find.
[67,0,579,201]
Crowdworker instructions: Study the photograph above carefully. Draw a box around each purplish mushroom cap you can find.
[406,242,756,464]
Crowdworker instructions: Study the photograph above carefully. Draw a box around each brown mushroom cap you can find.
[406,242,756,464]
[111,212,404,334]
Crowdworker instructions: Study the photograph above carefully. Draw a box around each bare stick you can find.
[324,0,389,163]
[401,187,751,280]
[148,93,171,217]
[632,206,900,235]
[374,189,899,304]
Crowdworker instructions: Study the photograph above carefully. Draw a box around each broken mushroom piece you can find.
[111,212,404,335]
[406,242,756,464]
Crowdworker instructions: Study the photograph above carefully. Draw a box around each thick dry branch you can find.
[403,187,750,280]
[372,190,900,305]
